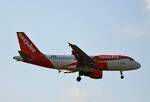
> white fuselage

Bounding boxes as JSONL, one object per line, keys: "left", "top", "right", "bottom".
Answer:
{"left": 13, "top": 54, "right": 141, "bottom": 72}
{"left": 45, "top": 55, "right": 140, "bottom": 72}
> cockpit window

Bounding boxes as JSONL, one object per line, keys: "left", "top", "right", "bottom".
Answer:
{"left": 129, "top": 58, "right": 134, "bottom": 61}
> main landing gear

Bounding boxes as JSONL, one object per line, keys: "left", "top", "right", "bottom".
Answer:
{"left": 120, "top": 71, "right": 124, "bottom": 79}
{"left": 76, "top": 71, "right": 84, "bottom": 82}
{"left": 76, "top": 76, "right": 81, "bottom": 82}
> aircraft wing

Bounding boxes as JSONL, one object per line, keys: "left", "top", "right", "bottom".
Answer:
{"left": 69, "top": 43, "right": 95, "bottom": 67}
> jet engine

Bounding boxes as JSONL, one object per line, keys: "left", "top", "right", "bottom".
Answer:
{"left": 89, "top": 71, "right": 103, "bottom": 79}
{"left": 82, "top": 71, "right": 103, "bottom": 79}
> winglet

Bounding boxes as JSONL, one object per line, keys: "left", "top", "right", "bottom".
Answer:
{"left": 68, "top": 42, "right": 72, "bottom": 46}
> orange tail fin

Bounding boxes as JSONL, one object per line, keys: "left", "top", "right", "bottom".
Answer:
{"left": 17, "top": 32, "right": 41, "bottom": 58}
{"left": 16, "top": 32, "right": 54, "bottom": 68}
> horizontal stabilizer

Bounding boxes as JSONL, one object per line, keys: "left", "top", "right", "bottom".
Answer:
{"left": 18, "top": 51, "right": 34, "bottom": 60}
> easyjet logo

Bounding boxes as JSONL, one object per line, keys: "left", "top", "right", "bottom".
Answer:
{"left": 19, "top": 33, "right": 36, "bottom": 53}
{"left": 99, "top": 56, "right": 119, "bottom": 59}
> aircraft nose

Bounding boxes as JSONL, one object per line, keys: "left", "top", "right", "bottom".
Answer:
{"left": 135, "top": 62, "right": 141, "bottom": 69}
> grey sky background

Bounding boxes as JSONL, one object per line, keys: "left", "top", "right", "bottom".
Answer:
{"left": 0, "top": 0, "right": 149, "bottom": 102}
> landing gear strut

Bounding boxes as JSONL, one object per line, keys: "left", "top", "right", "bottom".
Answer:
{"left": 120, "top": 71, "right": 124, "bottom": 79}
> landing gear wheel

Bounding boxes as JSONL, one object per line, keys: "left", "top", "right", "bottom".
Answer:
{"left": 76, "top": 76, "right": 81, "bottom": 82}
{"left": 121, "top": 75, "right": 124, "bottom": 79}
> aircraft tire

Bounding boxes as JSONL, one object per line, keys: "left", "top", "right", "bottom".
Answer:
{"left": 121, "top": 76, "right": 124, "bottom": 79}
{"left": 77, "top": 76, "right": 81, "bottom": 82}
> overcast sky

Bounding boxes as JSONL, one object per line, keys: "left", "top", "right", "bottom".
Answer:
{"left": 0, "top": 0, "right": 150, "bottom": 102}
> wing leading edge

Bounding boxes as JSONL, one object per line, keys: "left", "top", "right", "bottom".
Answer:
{"left": 68, "top": 43, "right": 95, "bottom": 68}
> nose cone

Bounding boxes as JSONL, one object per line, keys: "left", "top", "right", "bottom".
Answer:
{"left": 135, "top": 61, "right": 141, "bottom": 69}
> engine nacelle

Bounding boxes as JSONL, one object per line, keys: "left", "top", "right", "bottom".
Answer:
{"left": 94, "top": 61, "right": 107, "bottom": 70}
{"left": 83, "top": 71, "right": 103, "bottom": 79}
{"left": 89, "top": 71, "right": 103, "bottom": 79}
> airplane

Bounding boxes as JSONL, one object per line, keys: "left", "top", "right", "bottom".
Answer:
{"left": 13, "top": 32, "right": 141, "bottom": 82}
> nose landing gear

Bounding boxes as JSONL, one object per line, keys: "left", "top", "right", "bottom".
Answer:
{"left": 120, "top": 71, "right": 124, "bottom": 79}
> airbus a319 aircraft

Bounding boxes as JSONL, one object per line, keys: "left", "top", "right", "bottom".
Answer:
{"left": 13, "top": 32, "right": 141, "bottom": 82}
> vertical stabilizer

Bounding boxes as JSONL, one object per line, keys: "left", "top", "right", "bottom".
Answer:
{"left": 17, "top": 32, "right": 41, "bottom": 58}
{"left": 16, "top": 32, "right": 54, "bottom": 68}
